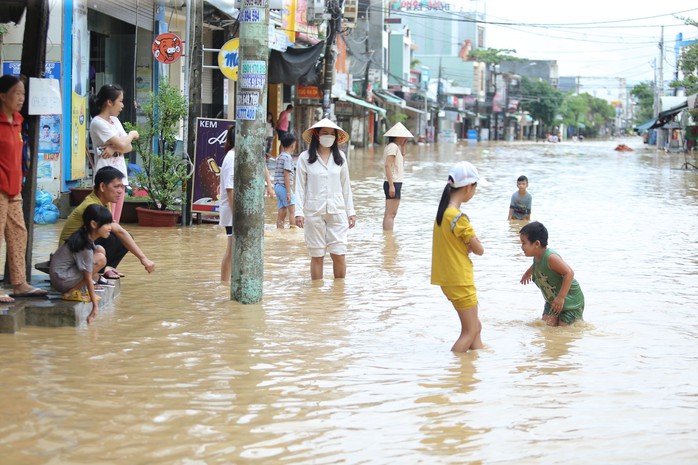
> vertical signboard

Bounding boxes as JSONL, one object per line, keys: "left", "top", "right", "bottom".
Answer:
{"left": 70, "top": 0, "right": 89, "bottom": 180}
{"left": 191, "top": 118, "right": 235, "bottom": 213}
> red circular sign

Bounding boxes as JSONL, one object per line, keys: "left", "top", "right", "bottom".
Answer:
{"left": 152, "top": 32, "right": 183, "bottom": 64}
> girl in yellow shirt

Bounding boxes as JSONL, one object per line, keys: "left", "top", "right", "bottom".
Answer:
{"left": 431, "top": 161, "right": 484, "bottom": 352}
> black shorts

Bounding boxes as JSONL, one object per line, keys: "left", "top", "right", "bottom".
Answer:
{"left": 383, "top": 181, "right": 403, "bottom": 200}
{"left": 225, "top": 226, "right": 233, "bottom": 236}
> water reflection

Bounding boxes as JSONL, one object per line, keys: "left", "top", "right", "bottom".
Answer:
{"left": 1, "top": 138, "right": 697, "bottom": 464}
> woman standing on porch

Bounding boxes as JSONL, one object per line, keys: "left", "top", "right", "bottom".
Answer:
{"left": 89, "top": 84, "right": 139, "bottom": 223}
{"left": 0, "top": 75, "right": 49, "bottom": 302}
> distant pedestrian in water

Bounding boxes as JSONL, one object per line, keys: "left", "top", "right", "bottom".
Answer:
{"left": 295, "top": 118, "right": 356, "bottom": 280}
{"left": 382, "top": 122, "right": 413, "bottom": 231}
{"left": 50, "top": 205, "right": 112, "bottom": 324}
{"left": 519, "top": 221, "right": 584, "bottom": 326}
{"left": 274, "top": 132, "right": 297, "bottom": 229}
{"left": 508, "top": 175, "right": 532, "bottom": 221}
{"left": 431, "top": 161, "right": 484, "bottom": 353}
{"left": 219, "top": 125, "right": 235, "bottom": 283}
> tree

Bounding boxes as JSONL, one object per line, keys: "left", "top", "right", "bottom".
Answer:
{"left": 630, "top": 82, "right": 655, "bottom": 123}
{"left": 125, "top": 80, "right": 191, "bottom": 211}
{"left": 559, "top": 93, "right": 616, "bottom": 137}
{"left": 520, "top": 76, "right": 564, "bottom": 135}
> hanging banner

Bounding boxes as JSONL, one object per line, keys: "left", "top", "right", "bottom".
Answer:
{"left": 152, "top": 32, "right": 183, "bottom": 64}
{"left": 218, "top": 39, "right": 240, "bottom": 80}
{"left": 191, "top": 118, "right": 235, "bottom": 213}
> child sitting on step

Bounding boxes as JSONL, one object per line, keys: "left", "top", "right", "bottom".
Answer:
{"left": 49, "top": 204, "right": 112, "bottom": 324}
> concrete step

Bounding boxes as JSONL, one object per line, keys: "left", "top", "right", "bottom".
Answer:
{"left": 0, "top": 279, "right": 121, "bottom": 333}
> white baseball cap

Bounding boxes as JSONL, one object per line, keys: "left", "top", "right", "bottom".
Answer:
{"left": 448, "top": 161, "right": 480, "bottom": 188}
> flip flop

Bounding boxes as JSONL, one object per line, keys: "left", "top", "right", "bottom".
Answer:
{"left": 95, "top": 276, "right": 115, "bottom": 287}
{"left": 62, "top": 290, "right": 101, "bottom": 302}
{"left": 102, "top": 269, "right": 121, "bottom": 280}
{"left": 0, "top": 294, "right": 15, "bottom": 304}
{"left": 10, "top": 288, "right": 49, "bottom": 298}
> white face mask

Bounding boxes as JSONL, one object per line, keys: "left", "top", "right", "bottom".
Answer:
{"left": 319, "top": 134, "right": 336, "bottom": 148}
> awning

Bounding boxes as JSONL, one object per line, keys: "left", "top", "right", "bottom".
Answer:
{"left": 373, "top": 89, "right": 406, "bottom": 107}
{"left": 634, "top": 119, "right": 656, "bottom": 132}
{"left": 402, "top": 105, "right": 426, "bottom": 115}
{"left": 339, "top": 94, "right": 387, "bottom": 117}
{"left": 650, "top": 103, "right": 686, "bottom": 129}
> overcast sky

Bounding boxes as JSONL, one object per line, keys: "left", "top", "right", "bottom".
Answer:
{"left": 468, "top": 0, "right": 698, "bottom": 87}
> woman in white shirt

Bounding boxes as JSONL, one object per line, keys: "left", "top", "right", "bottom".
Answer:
{"left": 88, "top": 84, "right": 139, "bottom": 223}
{"left": 382, "top": 122, "right": 413, "bottom": 231}
{"left": 294, "top": 118, "right": 356, "bottom": 280}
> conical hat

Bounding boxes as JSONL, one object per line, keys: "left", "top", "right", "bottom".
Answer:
{"left": 302, "top": 118, "right": 350, "bottom": 145}
{"left": 384, "top": 122, "right": 414, "bottom": 138}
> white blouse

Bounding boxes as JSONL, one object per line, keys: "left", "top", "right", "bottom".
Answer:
{"left": 294, "top": 149, "right": 355, "bottom": 218}
{"left": 90, "top": 115, "right": 129, "bottom": 186}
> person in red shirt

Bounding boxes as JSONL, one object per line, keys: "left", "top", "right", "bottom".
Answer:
{"left": 276, "top": 104, "right": 293, "bottom": 139}
{"left": 0, "top": 75, "right": 49, "bottom": 302}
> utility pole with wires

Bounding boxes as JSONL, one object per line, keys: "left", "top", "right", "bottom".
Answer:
{"left": 362, "top": 5, "right": 371, "bottom": 99}
{"left": 322, "top": 0, "right": 343, "bottom": 118}
{"left": 231, "top": 0, "right": 271, "bottom": 304}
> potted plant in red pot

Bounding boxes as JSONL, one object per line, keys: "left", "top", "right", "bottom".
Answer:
{"left": 125, "top": 80, "right": 191, "bottom": 226}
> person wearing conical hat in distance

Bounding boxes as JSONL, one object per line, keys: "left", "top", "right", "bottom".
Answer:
{"left": 382, "top": 122, "right": 414, "bottom": 231}
{"left": 294, "top": 118, "right": 356, "bottom": 280}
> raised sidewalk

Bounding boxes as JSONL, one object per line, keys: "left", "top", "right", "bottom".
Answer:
{"left": 0, "top": 276, "right": 121, "bottom": 334}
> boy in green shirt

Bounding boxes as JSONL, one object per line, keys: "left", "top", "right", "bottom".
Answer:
{"left": 519, "top": 221, "right": 584, "bottom": 326}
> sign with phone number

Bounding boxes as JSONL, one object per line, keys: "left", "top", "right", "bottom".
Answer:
{"left": 240, "top": 74, "right": 266, "bottom": 89}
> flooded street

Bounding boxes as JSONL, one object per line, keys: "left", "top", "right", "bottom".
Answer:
{"left": 1, "top": 138, "right": 697, "bottom": 464}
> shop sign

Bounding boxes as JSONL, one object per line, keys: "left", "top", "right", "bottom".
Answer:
{"left": 218, "top": 39, "right": 240, "bottom": 80}
{"left": 335, "top": 101, "right": 353, "bottom": 116}
{"left": 152, "top": 33, "right": 183, "bottom": 64}
{"left": 191, "top": 118, "right": 235, "bottom": 213}
{"left": 297, "top": 85, "right": 322, "bottom": 99}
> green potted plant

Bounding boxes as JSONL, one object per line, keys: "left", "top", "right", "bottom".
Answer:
{"left": 125, "top": 79, "right": 190, "bottom": 226}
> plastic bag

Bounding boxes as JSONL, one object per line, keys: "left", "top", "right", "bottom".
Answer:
{"left": 36, "top": 189, "right": 53, "bottom": 207}
{"left": 34, "top": 202, "right": 60, "bottom": 224}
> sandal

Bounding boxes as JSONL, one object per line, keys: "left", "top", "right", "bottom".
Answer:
{"left": 62, "top": 290, "right": 100, "bottom": 302}
{"left": 102, "top": 269, "right": 121, "bottom": 280}
{"left": 95, "top": 276, "right": 115, "bottom": 287}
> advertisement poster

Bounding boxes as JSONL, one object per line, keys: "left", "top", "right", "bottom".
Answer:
{"left": 39, "top": 115, "right": 61, "bottom": 153}
{"left": 70, "top": 0, "right": 88, "bottom": 180}
{"left": 191, "top": 118, "right": 235, "bottom": 214}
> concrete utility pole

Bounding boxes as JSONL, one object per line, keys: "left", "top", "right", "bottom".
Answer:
{"left": 231, "top": 0, "right": 270, "bottom": 304}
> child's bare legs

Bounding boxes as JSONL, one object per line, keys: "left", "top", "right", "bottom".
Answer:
{"left": 542, "top": 313, "right": 562, "bottom": 326}
{"left": 220, "top": 235, "right": 233, "bottom": 283}
{"left": 452, "top": 305, "right": 483, "bottom": 352}
{"left": 288, "top": 204, "right": 296, "bottom": 227}
{"left": 382, "top": 198, "right": 400, "bottom": 231}
{"left": 92, "top": 246, "right": 107, "bottom": 282}
{"left": 330, "top": 253, "right": 346, "bottom": 279}
{"left": 276, "top": 207, "right": 287, "bottom": 229}
{"left": 310, "top": 256, "right": 324, "bottom": 280}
